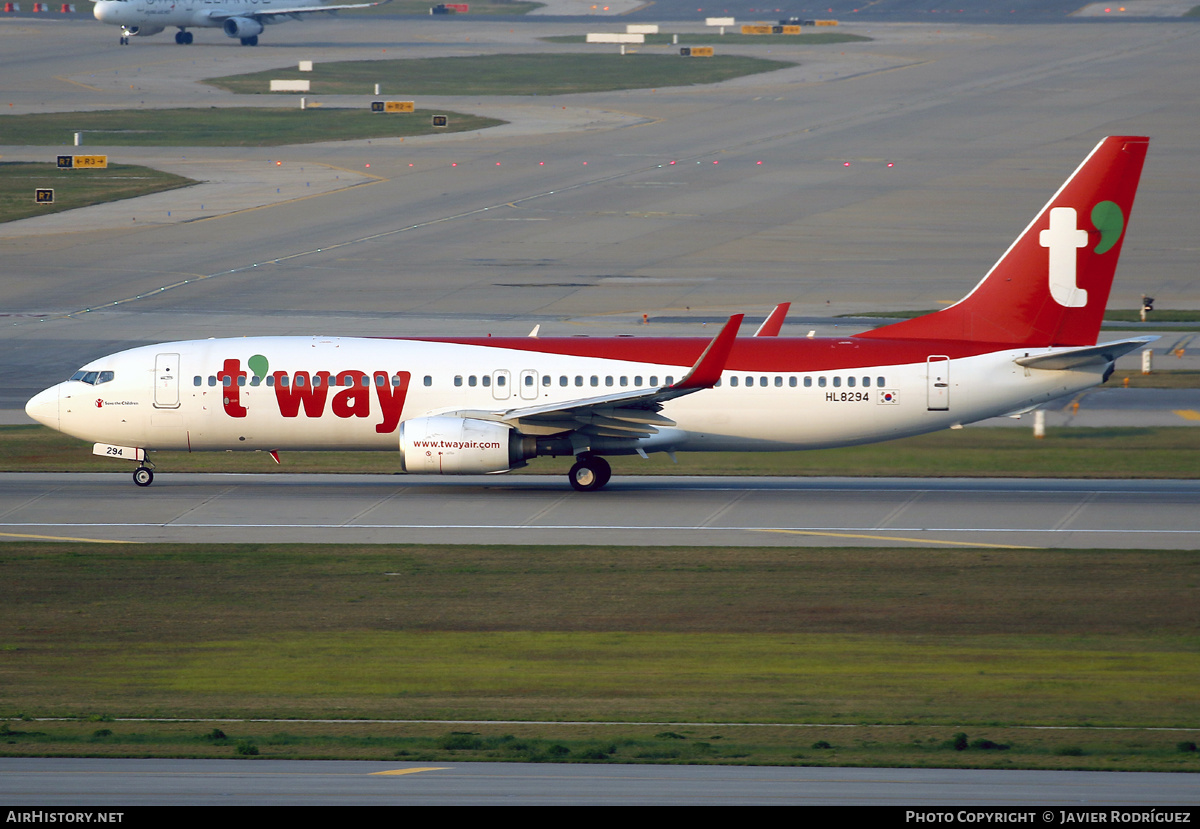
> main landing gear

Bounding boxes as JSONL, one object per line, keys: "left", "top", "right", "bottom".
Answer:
{"left": 568, "top": 454, "right": 611, "bottom": 492}
{"left": 174, "top": 30, "right": 194, "bottom": 44}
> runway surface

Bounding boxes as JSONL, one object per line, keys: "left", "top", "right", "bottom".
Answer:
{"left": 4, "top": 757, "right": 1199, "bottom": 806}
{"left": 2, "top": 473, "right": 1196, "bottom": 548}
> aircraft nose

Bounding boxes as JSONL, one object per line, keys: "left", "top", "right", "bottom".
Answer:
{"left": 25, "top": 385, "right": 60, "bottom": 432}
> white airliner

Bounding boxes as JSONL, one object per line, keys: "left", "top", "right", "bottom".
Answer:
{"left": 93, "top": 0, "right": 390, "bottom": 46}
{"left": 26, "top": 136, "right": 1153, "bottom": 491}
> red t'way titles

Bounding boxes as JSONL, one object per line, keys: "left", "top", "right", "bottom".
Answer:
{"left": 272, "top": 369, "right": 411, "bottom": 434}
{"left": 218, "top": 360, "right": 411, "bottom": 433}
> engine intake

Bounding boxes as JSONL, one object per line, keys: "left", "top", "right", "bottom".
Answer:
{"left": 223, "top": 17, "right": 264, "bottom": 39}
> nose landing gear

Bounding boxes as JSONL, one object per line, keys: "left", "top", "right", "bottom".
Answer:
{"left": 133, "top": 464, "right": 154, "bottom": 487}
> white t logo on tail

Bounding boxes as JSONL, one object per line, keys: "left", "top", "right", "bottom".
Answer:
{"left": 1039, "top": 207, "right": 1089, "bottom": 308}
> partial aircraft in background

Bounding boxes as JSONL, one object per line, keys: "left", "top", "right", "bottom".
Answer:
{"left": 26, "top": 137, "right": 1152, "bottom": 491}
{"left": 93, "top": 0, "right": 390, "bottom": 45}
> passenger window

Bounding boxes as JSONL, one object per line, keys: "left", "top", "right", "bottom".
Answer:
{"left": 862, "top": 376, "right": 871, "bottom": 387}
{"left": 775, "top": 377, "right": 783, "bottom": 387}
{"left": 759, "top": 377, "right": 767, "bottom": 388}
{"left": 605, "top": 376, "right": 613, "bottom": 387}
{"left": 542, "top": 375, "right": 551, "bottom": 387}
{"left": 524, "top": 375, "right": 533, "bottom": 387}
{"left": 818, "top": 377, "right": 826, "bottom": 388}
{"left": 730, "top": 376, "right": 739, "bottom": 387}
{"left": 833, "top": 377, "right": 842, "bottom": 388}
{"left": 575, "top": 376, "right": 583, "bottom": 387}
{"left": 789, "top": 377, "right": 797, "bottom": 388}
{"left": 877, "top": 376, "right": 886, "bottom": 387}
{"left": 468, "top": 376, "right": 477, "bottom": 387}
{"left": 560, "top": 376, "right": 568, "bottom": 387}
{"left": 424, "top": 375, "right": 433, "bottom": 387}
{"left": 454, "top": 376, "right": 463, "bottom": 387}
{"left": 194, "top": 376, "right": 202, "bottom": 387}
{"left": 650, "top": 376, "right": 658, "bottom": 386}
{"left": 634, "top": 376, "right": 643, "bottom": 386}
{"left": 590, "top": 376, "right": 598, "bottom": 387}
{"left": 482, "top": 376, "right": 491, "bottom": 387}
{"left": 847, "top": 377, "right": 855, "bottom": 388}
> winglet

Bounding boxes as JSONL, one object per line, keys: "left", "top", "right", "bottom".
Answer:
{"left": 754, "top": 303, "right": 791, "bottom": 337}
{"left": 671, "top": 314, "right": 743, "bottom": 390}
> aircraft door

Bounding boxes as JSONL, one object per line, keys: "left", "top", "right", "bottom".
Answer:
{"left": 492, "top": 369, "right": 511, "bottom": 401}
{"left": 154, "top": 352, "right": 180, "bottom": 409}
{"left": 926, "top": 355, "right": 950, "bottom": 411}
{"left": 519, "top": 370, "right": 538, "bottom": 400}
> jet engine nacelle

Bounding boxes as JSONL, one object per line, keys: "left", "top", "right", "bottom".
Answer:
{"left": 398, "top": 416, "right": 535, "bottom": 474}
{"left": 222, "top": 17, "right": 264, "bottom": 39}
{"left": 123, "top": 25, "right": 164, "bottom": 37}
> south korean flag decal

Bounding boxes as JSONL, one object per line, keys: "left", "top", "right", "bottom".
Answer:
{"left": 878, "top": 390, "right": 899, "bottom": 405}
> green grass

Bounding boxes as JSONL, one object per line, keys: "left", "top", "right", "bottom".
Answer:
{"left": 0, "top": 108, "right": 503, "bottom": 148}
{"left": 0, "top": 162, "right": 194, "bottom": 224}
{"left": 543, "top": 32, "right": 871, "bottom": 46}
{"left": 3, "top": 424, "right": 1199, "bottom": 478}
{"left": 2, "top": 542, "right": 1198, "bottom": 768}
{"left": 206, "top": 54, "right": 795, "bottom": 97}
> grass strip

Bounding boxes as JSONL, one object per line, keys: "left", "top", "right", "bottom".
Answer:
{"left": 0, "top": 162, "right": 194, "bottom": 224}
{"left": 206, "top": 54, "right": 794, "bottom": 96}
{"left": 5, "top": 719, "right": 1199, "bottom": 770}
{"left": 0, "top": 108, "right": 502, "bottom": 148}
{"left": 3, "top": 424, "right": 1198, "bottom": 477}
{"left": 2, "top": 542, "right": 1198, "bottom": 768}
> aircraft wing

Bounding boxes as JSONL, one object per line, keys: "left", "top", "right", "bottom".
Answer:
{"left": 446, "top": 314, "right": 744, "bottom": 438}
{"left": 1014, "top": 336, "right": 1156, "bottom": 371}
{"left": 205, "top": 0, "right": 389, "bottom": 20}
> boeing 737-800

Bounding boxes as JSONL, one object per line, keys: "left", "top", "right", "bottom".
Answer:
{"left": 93, "top": 0, "right": 390, "bottom": 45}
{"left": 26, "top": 136, "right": 1153, "bottom": 491}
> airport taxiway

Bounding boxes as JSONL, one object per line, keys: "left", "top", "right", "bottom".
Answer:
{"left": 2, "top": 16, "right": 1199, "bottom": 408}
{"left": 4, "top": 757, "right": 1199, "bottom": 806}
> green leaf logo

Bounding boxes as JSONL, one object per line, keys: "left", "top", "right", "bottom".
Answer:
{"left": 248, "top": 354, "right": 269, "bottom": 380}
{"left": 1091, "top": 201, "right": 1124, "bottom": 255}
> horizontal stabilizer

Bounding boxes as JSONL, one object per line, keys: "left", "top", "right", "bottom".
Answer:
{"left": 1014, "top": 336, "right": 1156, "bottom": 370}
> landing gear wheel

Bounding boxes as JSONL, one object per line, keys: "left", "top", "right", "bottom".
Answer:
{"left": 175, "top": 31, "right": 184, "bottom": 44}
{"left": 240, "top": 35, "right": 258, "bottom": 45}
{"left": 184, "top": 31, "right": 193, "bottom": 44}
{"left": 568, "top": 455, "right": 611, "bottom": 492}
{"left": 133, "top": 466, "right": 154, "bottom": 487}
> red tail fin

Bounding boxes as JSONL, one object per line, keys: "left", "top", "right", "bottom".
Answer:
{"left": 859, "top": 136, "right": 1149, "bottom": 347}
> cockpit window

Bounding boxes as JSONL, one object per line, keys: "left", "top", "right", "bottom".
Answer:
{"left": 69, "top": 370, "right": 114, "bottom": 385}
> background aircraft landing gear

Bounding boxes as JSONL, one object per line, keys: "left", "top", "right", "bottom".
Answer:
{"left": 133, "top": 466, "right": 154, "bottom": 487}
{"left": 174, "top": 30, "right": 193, "bottom": 44}
{"left": 240, "top": 35, "right": 258, "bottom": 45}
{"left": 568, "top": 454, "right": 611, "bottom": 492}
